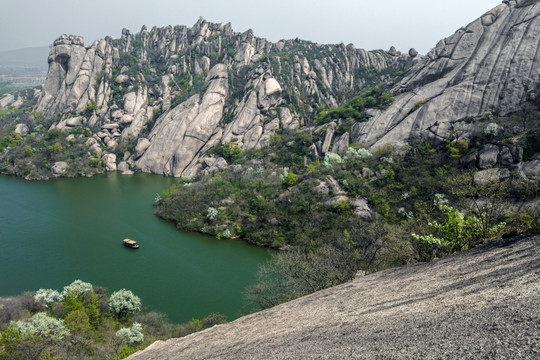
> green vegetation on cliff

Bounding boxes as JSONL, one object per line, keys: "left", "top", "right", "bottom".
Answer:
{"left": 157, "top": 105, "right": 540, "bottom": 309}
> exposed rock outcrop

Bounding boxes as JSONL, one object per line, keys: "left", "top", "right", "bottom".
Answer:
{"left": 51, "top": 161, "right": 68, "bottom": 176}
{"left": 128, "top": 235, "right": 540, "bottom": 360}
{"left": 136, "top": 64, "right": 228, "bottom": 177}
{"left": 352, "top": 0, "right": 540, "bottom": 149}
{"left": 33, "top": 17, "right": 414, "bottom": 177}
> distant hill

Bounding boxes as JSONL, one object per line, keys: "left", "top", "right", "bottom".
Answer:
{"left": 0, "top": 46, "right": 50, "bottom": 70}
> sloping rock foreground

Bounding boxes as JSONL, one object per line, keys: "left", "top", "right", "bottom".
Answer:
{"left": 129, "top": 235, "right": 540, "bottom": 359}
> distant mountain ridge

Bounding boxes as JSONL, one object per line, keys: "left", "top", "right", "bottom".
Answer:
{"left": 0, "top": 46, "right": 49, "bottom": 70}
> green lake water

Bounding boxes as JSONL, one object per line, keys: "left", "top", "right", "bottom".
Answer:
{"left": 0, "top": 173, "right": 270, "bottom": 323}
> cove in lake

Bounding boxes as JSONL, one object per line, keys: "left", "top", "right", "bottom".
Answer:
{"left": 0, "top": 173, "right": 270, "bottom": 323}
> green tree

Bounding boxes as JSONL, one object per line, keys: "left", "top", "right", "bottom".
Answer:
{"left": 64, "top": 309, "right": 92, "bottom": 338}
{"left": 412, "top": 194, "right": 488, "bottom": 253}
{"left": 62, "top": 291, "right": 84, "bottom": 316}
{"left": 219, "top": 142, "right": 242, "bottom": 162}
{"left": 85, "top": 292, "right": 101, "bottom": 329}
{"left": 284, "top": 170, "right": 297, "bottom": 187}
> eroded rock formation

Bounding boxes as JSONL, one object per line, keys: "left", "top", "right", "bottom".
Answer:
{"left": 352, "top": 0, "right": 540, "bottom": 149}
{"left": 24, "top": 17, "right": 415, "bottom": 177}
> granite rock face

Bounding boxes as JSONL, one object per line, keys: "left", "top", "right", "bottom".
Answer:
{"left": 352, "top": 0, "right": 540, "bottom": 149}
{"left": 33, "top": 17, "right": 414, "bottom": 177}
{"left": 128, "top": 235, "right": 540, "bottom": 360}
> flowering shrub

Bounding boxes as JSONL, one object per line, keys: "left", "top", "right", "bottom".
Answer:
{"left": 108, "top": 289, "right": 141, "bottom": 318}
{"left": 116, "top": 322, "right": 144, "bottom": 344}
{"left": 11, "top": 312, "right": 70, "bottom": 340}
{"left": 34, "top": 289, "right": 64, "bottom": 304}
{"left": 62, "top": 280, "right": 93, "bottom": 297}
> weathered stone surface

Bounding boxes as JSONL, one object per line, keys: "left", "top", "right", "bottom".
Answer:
{"left": 324, "top": 195, "right": 348, "bottom": 207}
{"left": 520, "top": 160, "right": 540, "bottom": 180}
{"left": 313, "top": 181, "right": 329, "bottom": 195}
{"left": 351, "top": 197, "right": 372, "bottom": 219}
{"left": 51, "top": 161, "right": 68, "bottom": 176}
{"left": 474, "top": 168, "right": 510, "bottom": 186}
{"left": 128, "top": 236, "right": 540, "bottom": 360}
{"left": 117, "top": 161, "right": 134, "bottom": 175}
{"left": 361, "top": 167, "right": 375, "bottom": 178}
{"left": 102, "top": 153, "right": 117, "bottom": 171}
{"left": 66, "top": 116, "right": 84, "bottom": 127}
{"left": 136, "top": 64, "right": 228, "bottom": 177}
{"left": 478, "top": 144, "right": 499, "bottom": 169}
{"left": 14, "top": 124, "right": 29, "bottom": 136}
{"left": 321, "top": 125, "right": 335, "bottom": 155}
{"left": 331, "top": 132, "right": 349, "bottom": 154}
{"left": 36, "top": 35, "right": 114, "bottom": 119}
{"left": 133, "top": 138, "right": 151, "bottom": 160}
{"left": 352, "top": 1, "right": 540, "bottom": 149}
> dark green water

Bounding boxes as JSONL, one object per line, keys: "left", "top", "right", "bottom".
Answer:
{"left": 0, "top": 173, "right": 269, "bottom": 323}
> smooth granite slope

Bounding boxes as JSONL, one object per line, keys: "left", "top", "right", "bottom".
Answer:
{"left": 128, "top": 235, "right": 540, "bottom": 360}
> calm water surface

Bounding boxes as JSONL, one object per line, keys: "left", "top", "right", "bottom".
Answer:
{"left": 0, "top": 173, "right": 269, "bottom": 323}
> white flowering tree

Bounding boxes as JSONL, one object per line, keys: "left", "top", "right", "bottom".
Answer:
{"left": 323, "top": 152, "right": 344, "bottom": 168}
{"left": 108, "top": 289, "right": 141, "bottom": 318}
{"left": 34, "top": 289, "right": 64, "bottom": 305}
{"left": 62, "top": 280, "right": 93, "bottom": 297}
{"left": 11, "top": 312, "right": 70, "bottom": 340}
{"left": 113, "top": 323, "right": 144, "bottom": 359}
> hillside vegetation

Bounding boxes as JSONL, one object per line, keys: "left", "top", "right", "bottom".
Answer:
{"left": 0, "top": 280, "right": 226, "bottom": 360}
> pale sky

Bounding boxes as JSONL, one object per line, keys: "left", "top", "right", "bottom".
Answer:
{"left": 1, "top": 0, "right": 502, "bottom": 54}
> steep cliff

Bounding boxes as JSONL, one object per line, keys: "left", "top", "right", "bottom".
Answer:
{"left": 352, "top": 0, "right": 540, "bottom": 149}
{"left": 2, "top": 18, "right": 414, "bottom": 178}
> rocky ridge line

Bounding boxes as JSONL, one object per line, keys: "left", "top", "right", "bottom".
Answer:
{"left": 1, "top": 17, "right": 416, "bottom": 178}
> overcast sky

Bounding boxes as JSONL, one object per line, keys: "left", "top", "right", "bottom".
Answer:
{"left": 1, "top": 0, "right": 502, "bottom": 54}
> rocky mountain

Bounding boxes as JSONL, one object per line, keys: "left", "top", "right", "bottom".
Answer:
{"left": 352, "top": 0, "right": 540, "bottom": 149}
{"left": 127, "top": 235, "right": 540, "bottom": 359}
{"left": 0, "top": 17, "right": 416, "bottom": 177}
{"left": 1, "top": 1, "right": 540, "bottom": 180}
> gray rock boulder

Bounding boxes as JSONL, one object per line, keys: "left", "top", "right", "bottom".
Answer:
{"left": 14, "top": 124, "right": 29, "bottom": 136}
{"left": 331, "top": 132, "right": 349, "bottom": 154}
{"left": 51, "top": 161, "right": 68, "bottom": 176}
{"left": 133, "top": 138, "right": 151, "bottom": 160}
{"left": 520, "top": 160, "right": 540, "bottom": 180}
{"left": 102, "top": 153, "right": 117, "bottom": 171}
{"left": 408, "top": 48, "right": 418, "bottom": 58}
{"left": 478, "top": 144, "right": 499, "bottom": 169}
{"left": 351, "top": 197, "right": 373, "bottom": 219}
{"left": 474, "top": 168, "right": 510, "bottom": 186}
{"left": 117, "top": 161, "right": 134, "bottom": 175}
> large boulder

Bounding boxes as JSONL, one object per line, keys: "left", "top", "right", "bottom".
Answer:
{"left": 102, "top": 153, "right": 117, "bottom": 171}
{"left": 14, "top": 124, "right": 29, "bottom": 136}
{"left": 51, "top": 161, "right": 68, "bottom": 176}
